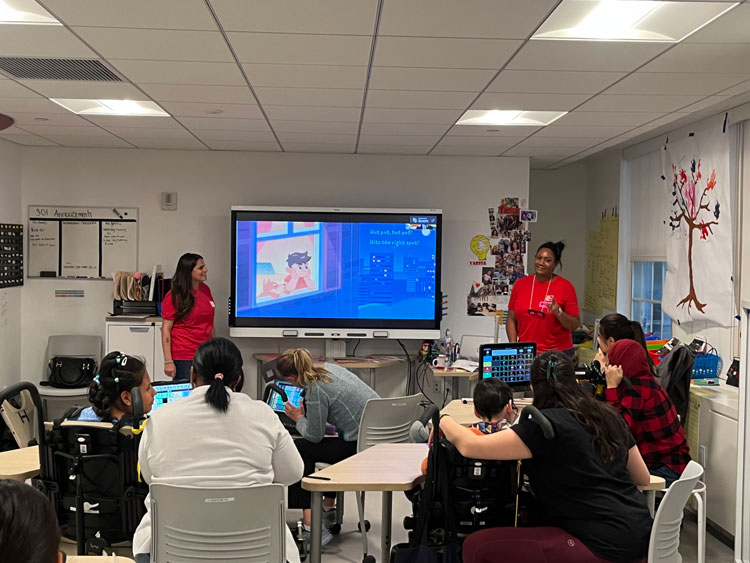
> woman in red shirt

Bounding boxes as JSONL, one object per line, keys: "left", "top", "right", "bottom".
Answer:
{"left": 507, "top": 241, "right": 580, "bottom": 354}
{"left": 161, "top": 253, "right": 216, "bottom": 381}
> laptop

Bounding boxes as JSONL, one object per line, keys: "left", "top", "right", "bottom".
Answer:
{"left": 151, "top": 381, "right": 193, "bottom": 411}
{"left": 264, "top": 381, "right": 303, "bottom": 435}
{"left": 479, "top": 342, "right": 536, "bottom": 387}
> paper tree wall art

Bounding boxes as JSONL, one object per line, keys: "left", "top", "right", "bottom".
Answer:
{"left": 668, "top": 159, "right": 720, "bottom": 313}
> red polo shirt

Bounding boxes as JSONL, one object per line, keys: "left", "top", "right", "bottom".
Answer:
{"left": 508, "top": 274, "right": 579, "bottom": 352}
{"left": 161, "top": 283, "right": 215, "bottom": 360}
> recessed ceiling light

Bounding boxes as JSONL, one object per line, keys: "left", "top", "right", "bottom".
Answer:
{"left": 457, "top": 110, "right": 567, "bottom": 127}
{"left": 532, "top": 0, "right": 738, "bottom": 42}
{"left": 50, "top": 98, "right": 169, "bottom": 117}
{"left": 0, "top": 0, "right": 60, "bottom": 25}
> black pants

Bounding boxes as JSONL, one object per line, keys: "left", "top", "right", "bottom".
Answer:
{"left": 288, "top": 437, "right": 357, "bottom": 509}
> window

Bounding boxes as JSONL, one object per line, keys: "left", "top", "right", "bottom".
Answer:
{"left": 632, "top": 261, "right": 672, "bottom": 339}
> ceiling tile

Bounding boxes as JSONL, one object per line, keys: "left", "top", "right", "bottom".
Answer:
{"left": 264, "top": 105, "right": 361, "bottom": 122}
{"left": 431, "top": 145, "right": 503, "bottom": 156}
{"left": 0, "top": 81, "right": 38, "bottom": 98}
{"left": 270, "top": 120, "right": 358, "bottom": 134}
{"left": 0, "top": 127, "right": 59, "bottom": 146}
{"left": 677, "top": 95, "right": 733, "bottom": 114}
{"left": 141, "top": 84, "right": 256, "bottom": 104}
{"left": 534, "top": 124, "right": 633, "bottom": 138}
{"left": 211, "top": 0, "right": 378, "bottom": 34}
{"left": 159, "top": 101, "right": 263, "bottom": 119}
{"left": 363, "top": 108, "right": 462, "bottom": 124}
{"left": 360, "top": 122, "right": 449, "bottom": 135}
{"left": 201, "top": 139, "right": 280, "bottom": 151}
{"left": 110, "top": 60, "right": 246, "bottom": 86}
{"left": 369, "top": 67, "right": 496, "bottom": 91}
{"left": 605, "top": 72, "right": 750, "bottom": 96}
{"left": 243, "top": 64, "right": 367, "bottom": 89}
{"left": 284, "top": 142, "right": 356, "bottom": 153}
{"left": 358, "top": 144, "right": 431, "bottom": 155}
{"left": 18, "top": 80, "right": 144, "bottom": 100}
{"left": 0, "top": 25, "right": 96, "bottom": 58}
{"left": 512, "top": 136, "right": 607, "bottom": 149}
{"left": 228, "top": 33, "right": 371, "bottom": 66}
{"left": 84, "top": 116, "right": 183, "bottom": 129}
{"left": 374, "top": 37, "right": 521, "bottom": 69}
{"left": 276, "top": 132, "right": 358, "bottom": 144}
{"left": 471, "top": 92, "right": 589, "bottom": 111}
{"left": 503, "top": 146, "right": 579, "bottom": 158}
{"left": 508, "top": 41, "right": 669, "bottom": 72}
{"left": 552, "top": 111, "right": 665, "bottom": 127}
{"left": 104, "top": 128, "right": 207, "bottom": 150}
{"left": 530, "top": 157, "right": 560, "bottom": 168}
{"left": 379, "top": 0, "right": 559, "bottom": 39}
{"left": 255, "top": 87, "right": 363, "bottom": 107}
{"left": 359, "top": 134, "right": 441, "bottom": 146}
{"left": 487, "top": 70, "right": 625, "bottom": 94}
{"left": 192, "top": 129, "right": 277, "bottom": 142}
{"left": 18, "top": 127, "right": 134, "bottom": 147}
{"left": 10, "top": 112, "right": 92, "bottom": 126}
{"left": 683, "top": 3, "right": 750, "bottom": 43}
{"left": 640, "top": 44, "right": 750, "bottom": 74}
{"left": 74, "top": 28, "right": 233, "bottom": 62}
{"left": 0, "top": 97, "right": 67, "bottom": 113}
{"left": 366, "top": 90, "right": 476, "bottom": 110}
{"left": 449, "top": 125, "right": 541, "bottom": 137}
{"left": 179, "top": 117, "right": 271, "bottom": 131}
{"left": 575, "top": 94, "right": 703, "bottom": 113}
{"left": 40, "top": 0, "right": 217, "bottom": 30}
{"left": 437, "top": 135, "right": 523, "bottom": 150}
{"left": 717, "top": 78, "right": 750, "bottom": 96}
{"left": 130, "top": 138, "right": 207, "bottom": 150}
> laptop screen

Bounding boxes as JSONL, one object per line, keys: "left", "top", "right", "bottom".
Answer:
{"left": 152, "top": 382, "right": 193, "bottom": 411}
{"left": 480, "top": 342, "right": 536, "bottom": 386}
{"left": 266, "top": 382, "right": 303, "bottom": 413}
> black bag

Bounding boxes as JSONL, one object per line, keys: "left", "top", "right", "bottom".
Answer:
{"left": 42, "top": 357, "right": 97, "bottom": 389}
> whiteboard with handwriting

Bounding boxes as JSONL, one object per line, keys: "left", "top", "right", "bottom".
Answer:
{"left": 28, "top": 206, "right": 138, "bottom": 278}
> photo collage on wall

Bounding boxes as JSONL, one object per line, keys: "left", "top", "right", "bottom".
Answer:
{"left": 467, "top": 198, "right": 536, "bottom": 317}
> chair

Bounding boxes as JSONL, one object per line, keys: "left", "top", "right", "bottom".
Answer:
{"left": 648, "top": 460, "right": 704, "bottom": 563}
{"left": 149, "top": 483, "right": 286, "bottom": 563}
{"left": 0, "top": 382, "right": 44, "bottom": 449}
{"left": 39, "top": 335, "right": 103, "bottom": 419}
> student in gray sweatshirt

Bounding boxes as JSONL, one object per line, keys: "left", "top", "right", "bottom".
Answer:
{"left": 278, "top": 348, "right": 379, "bottom": 540}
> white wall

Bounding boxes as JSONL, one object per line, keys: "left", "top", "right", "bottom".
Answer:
{"left": 528, "top": 163, "right": 587, "bottom": 297}
{"left": 19, "top": 148, "right": 528, "bottom": 399}
{"left": 0, "top": 138, "right": 22, "bottom": 389}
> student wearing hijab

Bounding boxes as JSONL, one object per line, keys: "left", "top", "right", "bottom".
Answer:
{"left": 604, "top": 339, "right": 691, "bottom": 486}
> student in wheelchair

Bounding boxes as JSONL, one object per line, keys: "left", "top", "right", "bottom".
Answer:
{"left": 34, "top": 352, "right": 156, "bottom": 555}
{"left": 439, "top": 351, "right": 653, "bottom": 563}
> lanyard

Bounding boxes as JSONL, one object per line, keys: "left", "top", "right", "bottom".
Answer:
{"left": 528, "top": 275, "right": 553, "bottom": 312}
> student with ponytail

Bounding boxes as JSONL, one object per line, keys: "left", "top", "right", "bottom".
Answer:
{"left": 596, "top": 313, "right": 655, "bottom": 373}
{"left": 133, "top": 338, "right": 304, "bottom": 563}
{"left": 441, "top": 351, "right": 652, "bottom": 563}
{"left": 77, "top": 351, "right": 156, "bottom": 423}
{"left": 276, "top": 348, "right": 379, "bottom": 544}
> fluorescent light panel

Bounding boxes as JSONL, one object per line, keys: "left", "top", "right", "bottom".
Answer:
{"left": 0, "top": 0, "right": 60, "bottom": 24}
{"left": 50, "top": 99, "right": 169, "bottom": 117}
{"left": 457, "top": 110, "right": 567, "bottom": 127}
{"left": 532, "top": 0, "right": 738, "bottom": 42}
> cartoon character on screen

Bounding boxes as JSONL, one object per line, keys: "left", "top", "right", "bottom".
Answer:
{"left": 284, "top": 251, "right": 315, "bottom": 293}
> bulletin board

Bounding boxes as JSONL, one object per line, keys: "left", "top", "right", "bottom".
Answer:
{"left": 0, "top": 223, "right": 23, "bottom": 287}
{"left": 28, "top": 206, "right": 138, "bottom": 279}
{"left": 583, "top": 214, "right": 618, "bottom": 314}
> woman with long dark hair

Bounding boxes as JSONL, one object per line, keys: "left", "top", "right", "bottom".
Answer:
{"left": 596, "top": 313, "right": 655, "bottom": 373}
{"left": 133, "top": 337, "right": 304, "bottom": 563}
{"left": 506, "top": 241, "right": 580, "bottom": 354}
{"left": 161, "top": 253, "right": 215, "bottom": 380}
{"left": 441, "top": 351, "right": 652, "bottom": 563}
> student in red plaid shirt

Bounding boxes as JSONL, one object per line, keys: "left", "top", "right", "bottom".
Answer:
{"left": 603, "top": 339, "right": 691, "bottom": 486}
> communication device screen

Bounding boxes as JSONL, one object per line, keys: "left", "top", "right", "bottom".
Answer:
{"left": 152, "top": 382, "right": 192, "bottom": 411}
{"left": 267, "top": 383, "right": 303, "bottom": 413}
{"left": 481, "top": 343, "right": 536, "bottom": 386}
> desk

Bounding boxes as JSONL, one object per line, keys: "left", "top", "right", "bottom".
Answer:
{"left": 431, "top": 367, "right": 478, "bottom": 400}
{"left": 68, "top": 557, "right": 135, "bottom": 563}
{"left": 302, "top": 443, "right": 426, "bottom": 563}
{"left": 439, "top": 399, "right": 532, "bottom": 427}
{"left": 0, "top": 445, "right": 40, "bottom": 481}
{"left": 253, "top": 354, "right": 405, "bottom": 398}
{"left": 640, "top": 475, "right": 666, "bottom": 517}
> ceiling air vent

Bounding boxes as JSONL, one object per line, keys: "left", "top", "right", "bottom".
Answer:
{"left": 0, "top": 58, "right": 121, "bottom": 81}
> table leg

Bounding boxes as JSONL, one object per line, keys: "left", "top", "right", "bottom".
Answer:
{"left": 451, "top": 376, "right": 459, "bottom": 401}
{"left": 645, "top": 490, "right": 655, "bottom": 517}
{"left": 310, "top": 491, "right": 323, "bottom": 563}
{"left": 256, "top": 358, "right": 264, "bottom": 400}
{"left": 382, "top": 491, "right": 392, "bottom": 563}
{"left": 369, "top": 368, "right": 375, "bottom": 390}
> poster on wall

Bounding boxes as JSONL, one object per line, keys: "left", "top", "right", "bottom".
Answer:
{"left": 467, "top": 198, "right": 532, "bottom": 317}
{"left": 661, "top": 118, "right": 734, "bottom": 326}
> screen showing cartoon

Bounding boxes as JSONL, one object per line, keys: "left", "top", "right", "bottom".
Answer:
{"left": 233, "top": 211, "right": 440, "bottom": 324}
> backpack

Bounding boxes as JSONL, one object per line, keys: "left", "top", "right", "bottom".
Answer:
{"left": 42, "top": 357, "right": 97, "bottom": 389}
{"left": 655, "top": 344, "right": 694, "bottom": 424}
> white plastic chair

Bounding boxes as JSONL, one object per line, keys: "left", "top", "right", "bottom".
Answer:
{"left": 648, "top": 460, "right": 704, "bottom": 563}
{"left": 150, "top": 483, "right": 286, "bottom": 563}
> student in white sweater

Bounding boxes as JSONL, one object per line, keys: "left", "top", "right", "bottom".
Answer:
{"left": 133, "top": 337, "right": 304, "bottom": 563}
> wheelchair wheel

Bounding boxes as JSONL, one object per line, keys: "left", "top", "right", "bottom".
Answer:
{"left": 329, "top": 522, "right": 341, "bottom": 535}
{"left": 363, "top": 555, "right": 376, "bottom": 563}
{"left": 358, "top": 519, "right": 371, "bottom": 532}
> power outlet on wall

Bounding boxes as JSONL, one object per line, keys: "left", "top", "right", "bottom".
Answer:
{"left": 434, "top": 380, "right": 441, "bottom": 393}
